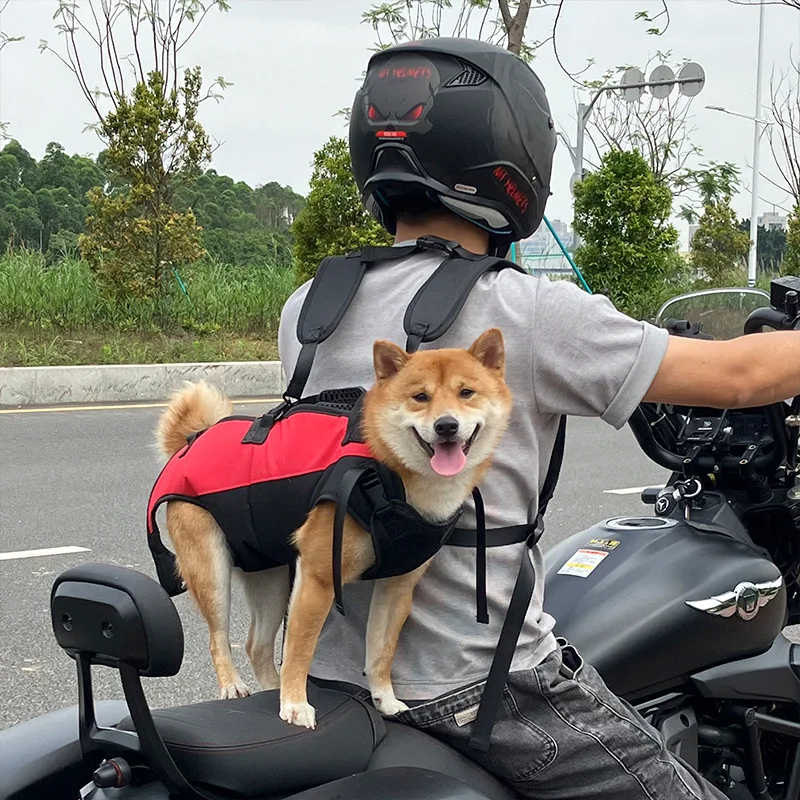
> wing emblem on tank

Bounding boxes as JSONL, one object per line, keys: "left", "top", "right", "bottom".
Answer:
{"left": 685, "top": 578, "right": 783, "bottom": 621}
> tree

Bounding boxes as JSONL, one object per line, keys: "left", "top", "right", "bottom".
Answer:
{"left": 727, "top": 0, "right": 800, "bottom": 9}
{"left": 738, "top": 218, "right": 787, "bottom": 273}
{"left": 292, "top": 137, "right": 391, "bottom": 284}
{"left": 572, "top": 149, "right": 679, "bottom": 318}
{"left": 174, "top": 170, "right": 306, "bottom": 269}
{"left": 40, "top": 0, "right": 229, "bottom": 298}
{"left": 764, "top": 56, "right": 800, "bottom": 275}
{"left": 581, "top": 54, "right": 701, "bottom": 194}
{"left": 0, "top": 0, "right": 25, "bottom": 140}
{"left": 680, "top": 162, "right": 751, "bottom": 285}
{"left": 362, "top": 1, "right": 546, "bottom": 61}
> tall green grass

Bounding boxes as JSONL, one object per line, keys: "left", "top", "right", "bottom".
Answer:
{"left": 0, "top": 251, "right": 296, "bottom": 334}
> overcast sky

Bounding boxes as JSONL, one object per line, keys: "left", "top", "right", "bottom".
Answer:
{"left": 1, "top": 0, "right": 798, "bottom": 244}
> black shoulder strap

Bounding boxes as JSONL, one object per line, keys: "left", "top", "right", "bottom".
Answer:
{"left": 536, "top": 415, "right": 566, "bottom": 525}
{"left": 403, "top": 254, "right": 525, "bottom": 353}
{"left": 287, "top": 253, "right": 366, "bottom": 400}
{"left": 287, "top": 236, "right": 525, "bottom": 398}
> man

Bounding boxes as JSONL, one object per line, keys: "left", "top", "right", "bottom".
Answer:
{"left": 279, "top": 37, "right": 794, "bottom": 799}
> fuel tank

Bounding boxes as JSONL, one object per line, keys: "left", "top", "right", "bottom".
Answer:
{"left": 543, "top": 515, "right": 786, "bottom": 701}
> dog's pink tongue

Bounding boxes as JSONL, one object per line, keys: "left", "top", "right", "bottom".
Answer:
{"left": 431, "top": 442, "right": 467, "bottom": 476}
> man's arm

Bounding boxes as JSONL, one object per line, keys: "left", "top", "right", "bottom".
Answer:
{"left": 644, "top": 332, "right": 800, "bottom": 409}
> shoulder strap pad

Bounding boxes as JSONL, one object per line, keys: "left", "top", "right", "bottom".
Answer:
{"left": 295, "top": 253, "right": 366, "bottom": 346}
{"left": 403, "top": 255, "right": 525, "bottom": 352}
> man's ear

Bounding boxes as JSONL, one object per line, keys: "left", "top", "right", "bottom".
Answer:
{"left": 468, "top": 328, "right": 505, "bottom": 376}
{"left": 373, "top": 340, "right": 409, "bottom": 380}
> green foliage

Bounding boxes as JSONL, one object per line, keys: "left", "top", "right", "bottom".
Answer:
{"left": 572, "top": 149, "right": 680, "bottom": 319}
{"left": 785, "top": 208, "right": 800, "bottom": 276}
{"left": 79, "top": 69, "right": 212, "bottom": 299}
{"left": 679, "top": 163, "right": 750, "bottom": 285}
{"left": 174, "top": 171, "right": 305, "bottom": 269}
{"left": 292, "top": 136, "right": 391, "bottom": 284}
{"left": 0, "top": 140, "right": 102, "bottom": 252}
{"left": 0, "top": 139, "right": 304, "bottom": 277}
{"left": 0, "top": 250, "right": 294, "bottom": 334}
{"left": 737, "top": 218, "right": 787, "bottom": 274}
{"left": 362, "top": 1, "right": 539, "bottom": 61}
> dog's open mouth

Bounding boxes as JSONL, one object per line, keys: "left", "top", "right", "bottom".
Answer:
{"left": 412, "top": 425, "right": 481, "bottom": 477}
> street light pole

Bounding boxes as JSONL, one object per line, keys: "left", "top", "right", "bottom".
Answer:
{"left": 747, "top": 1, "right": 766, "bottom": 287}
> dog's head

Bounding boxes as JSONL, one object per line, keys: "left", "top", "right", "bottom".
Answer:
{"left": 362, "top": 329, "right": 513, "bottom": 481}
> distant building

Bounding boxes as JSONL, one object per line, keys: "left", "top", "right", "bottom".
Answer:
{"left": 758, "top": 211, "right": 788, "bottom": 231}
{"left": 688, "top": 224, "right": 700, "bottom": 245}
{"left": 518, "top": 218, "right": 576, "bottom": 275}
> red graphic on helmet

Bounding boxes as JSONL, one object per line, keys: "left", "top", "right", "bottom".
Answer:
{"left": 361, "top": 57, "right": 441, "bottom": 135}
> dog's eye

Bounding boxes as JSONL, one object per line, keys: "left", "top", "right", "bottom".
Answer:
{"left": 412, "top": 392, "right": 430, "bottom": 403}
{"left": 459, "top": 388, "right": 475, "bottom": 399}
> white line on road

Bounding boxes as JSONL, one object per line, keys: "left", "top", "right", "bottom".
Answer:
{"left": 0, "top": 545, "right": 91, "bottom": 561}
{"left": 603, "top": 486, "right": 652, "bottom": 495}
{"left": 0, "top": 398, "right": 281, "bottom": 415}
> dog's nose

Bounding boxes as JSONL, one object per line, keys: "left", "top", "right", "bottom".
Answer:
{"left": 434, "top": 416, "right": 459, "bottom": 438}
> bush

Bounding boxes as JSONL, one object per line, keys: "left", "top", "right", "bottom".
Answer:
{"left": 573, "top": 150, "right": 680, "bottom": 320}
{"left": 292, "top": 136, "right": 391, "bottom": 285}
{"left": 0, "top": 250, "right": 295, "bottom": 334}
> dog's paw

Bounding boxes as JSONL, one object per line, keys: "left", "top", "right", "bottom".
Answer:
{"left": 220, "top": 681, "right": 250, "bottom": 700}
{"left": 280, "top": 701, "right": 317, "bottom": 729}
{"left": 373, "top": 695, "right": 409, "bottom": 716}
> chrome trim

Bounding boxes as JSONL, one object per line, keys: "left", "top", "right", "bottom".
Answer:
{"left": 685, "top": 577, "right": 783, "bottom": 621}
{"left": 655, "top": 287, "right": 770, "bottom": 324}
{"left": 604, "top": 517, "right": 679, "bottom": 531}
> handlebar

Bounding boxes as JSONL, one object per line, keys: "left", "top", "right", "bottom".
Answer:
{"left": 630, "top": 295, "right": 799, "bottom": 480}
{"left": 743, "top": 306, "right": 788, "bottom": 335}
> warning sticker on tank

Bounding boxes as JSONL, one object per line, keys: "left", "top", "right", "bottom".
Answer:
{"left": 557, "top": 548, "right": 609, "bottom": 578}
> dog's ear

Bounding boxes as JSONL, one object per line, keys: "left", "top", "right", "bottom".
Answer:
{"left": 469, "top": 329, "right": 505, "bottom": 376}
{"left": 373, "top": 340, "right": 409, "bottom": 380}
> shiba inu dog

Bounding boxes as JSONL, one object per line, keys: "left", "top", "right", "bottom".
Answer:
{"left": 152, "top": 328, "right": 512, "bottom": 729}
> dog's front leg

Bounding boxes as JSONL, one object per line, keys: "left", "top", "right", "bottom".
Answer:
{"left": 279, "top": 557, "right": 334, "bottom": 729}
{"left": 365, "top": 561, "right": 432, "bottom": 716}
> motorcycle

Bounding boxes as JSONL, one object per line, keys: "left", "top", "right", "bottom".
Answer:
{"left": 545, "top": 278, "right": 800, "bottom": 800}
{"left": 2, "top": 278, "right": 800, "bottom": 800}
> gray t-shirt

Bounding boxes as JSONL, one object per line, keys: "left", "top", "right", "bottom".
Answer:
{"left": 278, "top": 247, "right": 669, "bottom": 701}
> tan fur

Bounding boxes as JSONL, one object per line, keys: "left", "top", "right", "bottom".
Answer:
{"left": 154, "top": 329, "right": 513, "bottom": 728}
{"left": 155, "top": 381, "right": 233, "bottom": 459}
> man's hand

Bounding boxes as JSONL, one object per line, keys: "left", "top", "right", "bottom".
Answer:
{"left": 644, "top": 331, "right": 800, "bottom": 409}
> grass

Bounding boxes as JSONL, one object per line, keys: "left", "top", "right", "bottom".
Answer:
{"left": 0, "top": 252, "right": 293, "bottom": 366}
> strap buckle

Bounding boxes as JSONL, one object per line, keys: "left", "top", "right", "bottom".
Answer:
{"left": 416, "top": 235, "right": 461, "bottom": 256}
{"left": 241, "top": 398, "right": 295, "bottom": 445}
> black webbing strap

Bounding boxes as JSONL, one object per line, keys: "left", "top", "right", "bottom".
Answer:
{"left": 467, "top": 418, "right": 568, "bottom": 751}
{"left": 332, "top": 467, "right": 368, "bottom": 615}
{"left": 469, "top": 541, "right": 536, "bottom": 752}
{"left": 403, "top": 254, "right": 525, "bottom": 353}
{"left": 289, "top": 238, "right": 443, "bottom": 398}
{"left": 539, "top": 416, "right": 567, "bottom": 518}
{"left": 472, "top": 488, "right": 489, "bottom": 625}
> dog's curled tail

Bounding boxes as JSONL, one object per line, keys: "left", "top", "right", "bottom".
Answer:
{"left": 155, "top": 380, "right": 234, "bottom": 460}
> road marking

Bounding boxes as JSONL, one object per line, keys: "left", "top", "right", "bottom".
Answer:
{"left": 0, "top": 398, "right": 281, "bottom": 415}
{"left": 0, "top": 545, "right": 91, "bottom": 561}
{"left": 604, "top": 486, "right": 651, "bottom": 495}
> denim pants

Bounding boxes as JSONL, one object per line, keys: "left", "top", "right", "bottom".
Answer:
{"left": 316, "top": 639, "right": 730, "bottom": 799}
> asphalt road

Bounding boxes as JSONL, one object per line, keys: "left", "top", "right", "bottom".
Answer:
{"left": 0, "top": 400, "right": 723, "bottom": 729}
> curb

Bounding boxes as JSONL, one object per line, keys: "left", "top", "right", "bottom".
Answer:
{"left": 0, "top": 361, "right": 287, "bottom": 407}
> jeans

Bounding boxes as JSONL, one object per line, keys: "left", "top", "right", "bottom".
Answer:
{"left": 315, "top": 639, "right": 730, "bottom": 799}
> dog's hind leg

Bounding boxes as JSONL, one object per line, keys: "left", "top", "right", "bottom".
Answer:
{"left": 240, "top": 566, "right": 290, "bottom": 691}
{"left": 167, "top": 502, "right": 249, "bottom": 700}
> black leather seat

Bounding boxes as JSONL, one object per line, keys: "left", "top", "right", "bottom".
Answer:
{"left": 118, "top": 687, "right": 520, "bottom": 800}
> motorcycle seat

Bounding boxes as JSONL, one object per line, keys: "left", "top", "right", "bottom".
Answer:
{"left": 117, "top": 686, "right": 520, "bottom": 800}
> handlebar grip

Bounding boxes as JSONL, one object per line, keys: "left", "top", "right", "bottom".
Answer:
{"left": 744, "top": 307, "right": 786, "bottom": 334}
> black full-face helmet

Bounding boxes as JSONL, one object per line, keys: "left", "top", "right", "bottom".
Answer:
{"left": 349, "top": 37, "right": 557, "bottom": 256}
